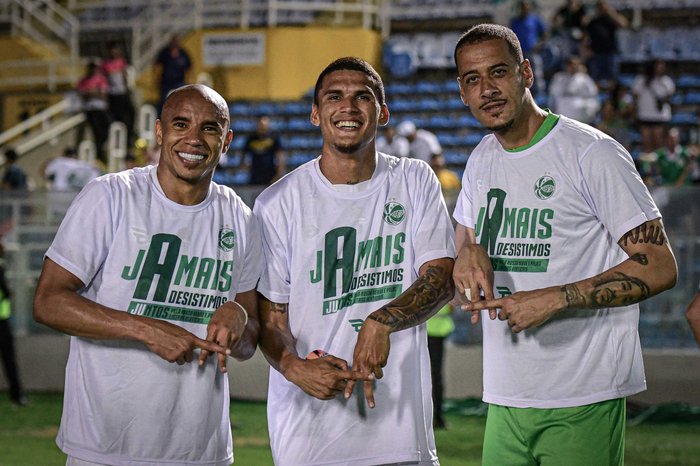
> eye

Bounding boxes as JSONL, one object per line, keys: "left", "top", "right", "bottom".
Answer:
{"left": 493, "top": 68, "right": 507, "bottom": 77}
{"left": 173, "top": 121, "right": 186, "bottom": 129}
{"left": 465, "top": 75, "right": 479, "bottom": 85}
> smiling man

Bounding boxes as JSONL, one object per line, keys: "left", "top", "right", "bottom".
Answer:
{"left": 254, "top": 57, "right": 455, "bottom": 465}
{"left": 451, "top": 24, "right": 677, "bottom": 466}
{"left": 33, "top": 84, "right": 262, "bottom": 466}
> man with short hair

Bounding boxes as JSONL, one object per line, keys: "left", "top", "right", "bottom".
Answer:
{"left": 33, "top": 84, "right": 262, "bottom": 466}
{"left": 452, "top": 24, "right": 677, "bottom": 465}
{"left": 396, "top": 120, "right": 442, "bottom": 163}
{"left": 255, "top": 57, "right": 455, "bottom": 465}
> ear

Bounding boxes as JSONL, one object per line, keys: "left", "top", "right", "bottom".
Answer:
{"left": 155, "top": 119, "right": 163, "bottom": 145}
{"left": 457, "top": 78, "right": 469, "bottom": 107}
{"left": 378, "top": 104, "right": 390, "bottom": 126}
{"left": 222, "top": 129, "right": 233, "bottom": 153}
{"left": 310, "top": 105, "right": 320, "bottom": 127}
{"left": 521, "top": 59, "right": 535, "bottom": 89}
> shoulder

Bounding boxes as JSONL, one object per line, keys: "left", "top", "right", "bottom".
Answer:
{"left": 255, "top": 158, "right": 315, "bottom": 209}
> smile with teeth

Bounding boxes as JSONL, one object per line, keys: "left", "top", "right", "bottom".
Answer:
{"left": 335, "top": 121, "right": 360, "bottom": 128}
{"left": 178, "top": 151, "right": 205, "bottom": 162}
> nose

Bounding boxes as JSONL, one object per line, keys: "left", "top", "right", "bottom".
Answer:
{"left": 339, "top": 95, "right": 359, "bottom": 112}
{"left": 480, "top": 77, "right": 500, "bottom": 99}
{"left": 183, "top": 126, "right": 204, "bottom": 146}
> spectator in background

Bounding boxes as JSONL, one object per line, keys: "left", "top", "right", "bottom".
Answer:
{"left": 548, "top": 55, "right": 600, "bottom": 124}
{"left": 551, "top": 0, "right": 588, "bottom": 58}
{"left": 396, "top": 120, "right": 442, "bottom": 163}
{"left": 241, "top": 116, "right": 286, "bottom": 185}
{"left": 0, "top": 237, "right": 26, "bottom": 406}
{"left": 584, "top": 0, "right": 628, "bottom": 87}
{"left": 633, "top": 59, "right": 675, "bottom": 153}
{"left": 640, "top": 127, "right": 698, "bottom": 186}
{"left": 376, "top": 125, "right": 410, "bottom": 157}
{"left": 77, "top": 62, "right": 113, "bottom": 165}
{"left": 41, "top": 147, "right": 102, "bottom": 220}
{"left": 155, "top": 36, "right": 191, "bottom": 116}
{"left": 687, "top": 286, "right": 700, "bottom": 347}
{"left": 101, "top": 42, "right": 135, "bottom": 144}
{"left": 1, "top": 149, "right": 28, "bottom": 191}
{"left": 596, "top": 79, "right": 635, "bottom": 148}
{"left": 510, "top": 0, "right": 548, "bottom": 94}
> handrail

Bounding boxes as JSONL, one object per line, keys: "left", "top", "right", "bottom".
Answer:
{"left": 0, "top": 56, "right": 89, "bottom": 92}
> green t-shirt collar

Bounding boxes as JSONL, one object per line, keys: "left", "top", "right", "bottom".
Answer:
{"left": 505, "top": 111, "right": 560, "bottom": 153}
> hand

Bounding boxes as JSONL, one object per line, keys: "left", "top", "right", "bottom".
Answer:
{"left": 199, "top": 301, "right": 248, "bottom": 373}
{"left": 142, "top": 318, "right": 229, "bottom": 365}
{"left": 283, "top": 353, "right": 363, "bottom": 400}
{"left": 460, "top": 286, "right": 563, "bottom": 333}
{"left": 344, "top": 318, "right": 391, "bottom": 408}
{"left": 453, "top": 243, "right": 495, "bottom": 323}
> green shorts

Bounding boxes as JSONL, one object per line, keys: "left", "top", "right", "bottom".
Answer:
{"left": 482, "top": 398, "right": 625, "bottom": 466}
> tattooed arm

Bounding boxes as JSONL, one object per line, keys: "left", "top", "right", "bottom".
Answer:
{"left": 461, "top": 218, "right": 677, "bottom": 333}
{"left": 258, "top": 294, "right": 361, "bottom": 400}
{"left": 345, "top": 257, "right": 455, "bottom": 407}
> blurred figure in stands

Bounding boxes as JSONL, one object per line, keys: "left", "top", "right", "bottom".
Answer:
{"left": 633, "top": 59, "right": 676, "bottom": 153}
{"left": 1, "top": 149, "right": 28, "bottom": 191}
{"left": 639, "top": 127, "right": 698, "bottom": 187}
{"left": 41, "top": 147, "right": 102, "bottom": 220}
{"left": 510, "top": 0, "right": 548, "bottom": 95}
{"left": 584, "top": 0, "right": 628, "bottom": 88}
{"left": 551, "top": 0, "right": 588, "bottom": 58}
{"left": 155, "top": 36, "right": 191, "bottom": 116}
{"left": 396, "top": 120, "right": 442, "bottom": 163}
{"left": 101, "top": 42, "right": 135, "bottom": 145}
{"left": 240, "top": 116, "right": 286, "bottom": 185}
{"left": 0, "top": 237, "right": 26, "bottom": 406}
{"left": 377, "top": 125, "right": 409, "bottom": 158}
{"left": 77, "top": 62, "right": 113, "bottom": 165}
{"left": 548, "top": 56, "right": 600, "bottom": 124}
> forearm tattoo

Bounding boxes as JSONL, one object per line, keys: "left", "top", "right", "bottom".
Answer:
{"left": 562, "top": 272, "right": 650, "bottom": 309}
{"left": 620, "top": 223, "right": 667, "bottom": 247}
{"left": 268, "top": 302, "right": 288, "bottom": 314}
{"left": 629, "top": 253, "right": 648, "bottom": 265}
{"left": 368, "top": 264, "right": 452, "bottom": 332}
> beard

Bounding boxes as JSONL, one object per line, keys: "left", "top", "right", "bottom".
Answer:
{"left": 333, "top": 141, "right": 364, "bottom": 154}
{"left": 487, "top": 117, "right": 516, "bottom": 132}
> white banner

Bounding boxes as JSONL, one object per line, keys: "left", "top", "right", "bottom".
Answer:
{"left": 202, "top": 32, "right": 266, "bottom": 66}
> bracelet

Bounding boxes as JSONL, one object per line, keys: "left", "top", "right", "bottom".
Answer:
{"left": 232, "top": 301, "right": 249, "bottom": 327}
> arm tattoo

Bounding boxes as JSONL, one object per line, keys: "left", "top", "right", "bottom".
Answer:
{"left": 629, "top": 253, "right": 648, "bottom": 265}
{"left": 620, "top": 223, "right": 667, "bottom": 247}
{"left": 562, "top": 284, "right": 586, "bottom": 308}
{"left": 590, "top": 272, "right": 650, "bottom": 308}
{"left": 368, "top": 264, "right": 453, "bottom": 332}
{"left": 268, "top": 302, "right": 288, "bottom": 314}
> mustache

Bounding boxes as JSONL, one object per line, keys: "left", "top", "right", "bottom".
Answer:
{"left": 480, "top": 99, "right": 506, "bottom": 110}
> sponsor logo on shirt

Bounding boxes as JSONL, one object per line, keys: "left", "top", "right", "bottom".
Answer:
{"left": 348, "top": 318, "right": 364, "bottom": 332}
{"left": 121, "top": 232, "right": 234, "bottom": 324}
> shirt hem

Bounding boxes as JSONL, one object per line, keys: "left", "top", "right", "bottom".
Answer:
{"left": 59, "top": 443, "right": 233, "bottom": 466}
{"left": 483, "top": 384, "right": 647, "bottom": 409}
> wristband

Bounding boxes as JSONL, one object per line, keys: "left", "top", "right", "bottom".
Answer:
{"left": 232, "top": 301, "right": 249, "bottom": 327}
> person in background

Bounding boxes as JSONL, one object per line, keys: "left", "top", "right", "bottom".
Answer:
{"left": 548, "top": 56, "right": 600, "bottom": 124}
{"left": 0, "top": 237, "right": 26, "bottom": 406}
{"left": 640, "top": 127, "right": 698, "bottom": 186}
{"left": 376, "top": 125, "right": 410, "bottom": 158}
{"left": 510, "top": 0, "right": 548, "bottom": 95}
{"left": 633, "top": 59, "right": 676, "bottom": 153}
{"left": 101, "top": 42, "right": 135, "bottom": 144}
{"left": 1, "top": 149, "right": 28, "bottom": 191}
{"left": 551, "top": 0, "right": 588, "bottom": 58}
{"left": 453, "top": 23, "right": 677, "bottom": 466}
{"left": 686, "top": 286, "right": 700, "bottom": 347}
{"left": 396, "top": 120, "right": 443, "bottom": 163}
{"left": 254, "top": 57, "right": 455, "bottom": 466}
{"left": 241, "top": 116, "right": 286, "bottom": 185}
{"left": 155, "top": 36, "right": 191, "bottom": 116}
{"left": 585, "top": 0, "right": 628, "bottom": 87}
{"left": 77, "top": 62, "right": 113, "bottom": 165}
{"left": 33, "top": 84, "right": 262, "bottom": 466}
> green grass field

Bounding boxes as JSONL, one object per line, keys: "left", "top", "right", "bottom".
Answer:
{"left": 1, "top": 393, "right": 699, "bottom": 466}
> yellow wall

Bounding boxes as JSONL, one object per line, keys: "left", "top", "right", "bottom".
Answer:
{"left": 2, "top": 93, "right": 64, "bottom": 132}
{"left": 137, "top": 27, "right": 383, "bottom": 103}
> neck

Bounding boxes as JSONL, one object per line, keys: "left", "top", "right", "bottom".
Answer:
{"left": 156, "top": 166, "right": 210, "bottom": 206}
{"left": 494, "top": 95, "right": 548, "bottom": 150}
{"left": 319, "top": 144, "right": 376, "bottom": 185}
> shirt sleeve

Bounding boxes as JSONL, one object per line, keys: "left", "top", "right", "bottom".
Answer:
{"left": 236, "top": 209, "right": 264, "bottom": 293}
{"left": 453, "top": 158, "right": 475, "bottom": 228}
{"left": 410, "top": 162, "right": 455, "bottom": 272}
{"left": 45, "top": 179, "right": 114, "bottom": 286}
{"left": 253, "top": 194, "right": 292, "bottom": 303}
{"left": 579, "top": 138, "right": 661, "bottom": 243}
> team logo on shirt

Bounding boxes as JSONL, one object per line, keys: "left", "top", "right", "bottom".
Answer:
{"left": 218, "top": 228, "right": 236, "bottom": 251}
{"left": 534, "top": 175, "right": 556, "bottom": 200}
{"left": 348, "top": 319, "right": 364, "bottom": 332}
{"left": 383, "top": 201, "right": 405, "bottom": 225}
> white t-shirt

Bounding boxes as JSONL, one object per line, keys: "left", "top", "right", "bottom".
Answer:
{"left": 46, "top": 165, "right": 262, "bottom": 466}
{"left": 254, "top": 152, "right": 455, "bottom": 466}
{"left": 376, "top": 134, "right": 410, "bottom": 158}
{"left": 632, "top": 75, "right": 675, "bottom": 122}
{"left": 454, "top": 116, "right": 659, "bottom": 409}
{"left": 409, "top": 130, "right": 443, "bottom": 163}
{"left": 45, "top": 156, "right": 102, "bottom": 191}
